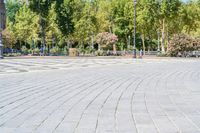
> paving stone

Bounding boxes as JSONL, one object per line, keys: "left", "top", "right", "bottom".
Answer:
{"left": 0, "top": 58, "right": 200, "bottom": 133}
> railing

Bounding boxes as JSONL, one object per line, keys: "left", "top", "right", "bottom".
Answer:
{"left": 98, "top": 50, "right": 158, "bottom": 56}
{"left": 3, "top": 49, "right": 159, "bottom": 57}
{"left": 3, "top": 48, "right": 200, "bottom": 58}
{"left": 177, "top": 51, "right": 200, "bottom": 58}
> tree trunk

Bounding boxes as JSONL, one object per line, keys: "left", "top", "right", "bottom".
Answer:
{"left": 141, "top": 34, "right": 145, "bottom": 55}
{"left": 113, "top": 44, "right": 116, "bottom": 55}
{"left": 98, "top": 43, "right": 101, "bottom": 51}
{"left": 161, "top": 18, "right": 165, "bottom": 53}
{"left": 148, "top": 34, "right": 151, "bottom": 52}
{"left": 19, "top": 40, "right": 22, "bottom": 49}
{"left": 166, "top": 29, "right": 169, "bottom": 52}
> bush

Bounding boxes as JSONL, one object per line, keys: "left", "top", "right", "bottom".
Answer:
{"left": 34, "top": 48, "right": 40, "bottom": 55}
{"left": 95, "top": 50, "right": 104, "bottom": 56}
{"left": 21, "top": 46, "right": 28, "bottom": 55}
{"left": 96, "top": 32, "right": 118, "bottom": 51}
{"left": 50, "top": 46, "right": 60, "bottom": 55}
{"left": 63, "top": 46, "right": 68, "bottom": 55}
{"left": 168, "top": 34, "right": 200, "bottom": 56}
{"left": 4, "top": 53, "right": 21, "bottom": 57}
{"left": 28, "top": 49, "right": 33, "bottom": 54}
{"left": 157, "top": 53, "right": 170, "bottom": 57}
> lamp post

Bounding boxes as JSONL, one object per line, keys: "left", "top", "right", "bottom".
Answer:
{"left": 0, "top": 33, "right": 3, "bottom": 59}
{"left": 133, "top": 0, "right": 137, "bottom": 58}
{"left": 128, "top": 35, "right": 130, "bottom": 50}
{"left": 0, "top": 0, "right": 6, "bottom": 59}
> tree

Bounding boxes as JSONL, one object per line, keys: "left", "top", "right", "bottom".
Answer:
{"left": 111, "top": 0, "right": 133, "bottom": 50}
{"left": 156, "top": 0, "right": 181, "bottom": 53}
{"left": 14, "top": 4, "right": 39, "bottom": 48}
{"left": 137, "top": 0, "right": 158, "bottom": 52}
{"left": 73, "top": 0, "right": 97, "bottom": 48}
{"left": 180, "top": 1, "right": 200, "bottom": 35}
{"left": 95, "top": 0, "right": 111, "bottom": 33}
{"left": 2, "top": 28, "right": 17, "bottom": 49}
{"left": 5, "top": 0, "right": 21, "bottom": 24}
{"left": 55, "top": 0, "right": 75, "bottom": 36}
{"left": 29, "top": 0, "right": 53, "bottom": 52}
{"left": 46, "top": 2, "right": 62, "bottom": 49}
{"left": 3, "top": 0, "right": 200, "bottom": 55}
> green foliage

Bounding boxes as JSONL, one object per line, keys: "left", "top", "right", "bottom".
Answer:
{"left": 4, "top": 53, "right": 21, "bottom": 57}
{"left": 3, "top": 0, "right": 200, "bottom": 56}
{"left": 55, "top": 0, "right": 75, "bottom": 35}
{"left": 180, "top": 2, "right": 200, "bottom": 35}
{"left": 50, "top": 46, "right": 60, "bottom": 55}
{"left": 5, "top": 0, "right": 21, "bottom": 23}
{"left": 14, "top": 4, "right": 39, "bottom": 44}
{"left": 29, "top": 0, "right": 52, "bottom": 17}
{"left": 2, "top": 28, "right": 17, "bottom": 48}
{"left": 21, "top": 45, "right": 28, "bottom": 55}
{"left": 33, "top": 47, "right": 40, "bottom": 55}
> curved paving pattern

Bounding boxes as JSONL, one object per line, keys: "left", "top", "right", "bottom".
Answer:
{"left": 0, "top": 58, "right": 200, "bottom": 133}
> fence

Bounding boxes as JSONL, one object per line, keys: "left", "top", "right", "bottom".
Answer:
{"left": 177, "top": 51, "right": 200, "bottom": 57}
{"left": 3, "top": 48, "right": 200, "bottom": 58}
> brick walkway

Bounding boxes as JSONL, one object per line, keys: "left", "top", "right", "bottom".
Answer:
{"left": 0, "top": 58, "right": 200, "bottom": 133}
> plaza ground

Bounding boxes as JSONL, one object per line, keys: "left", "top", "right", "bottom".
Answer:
{"left": 0, "top": 58, "right": 200, "bottom": 133}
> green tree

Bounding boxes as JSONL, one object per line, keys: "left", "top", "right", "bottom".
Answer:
{"left": 55, "top": 0, "right": 75, "bottom": 36}
{"left": 156, "top": 0, "right": 181, "bottom": 53}
{"left": 73, "top": 0, "right": 97, "bottom": 48}
{"left": 181, "top": 1, "right": 200, "bottom": 35}
{"left": 137, "top": 0, "right": 158, "bottom": 52}
{"left": 111, "top": 0, "right": 134, "bottom": 50}
{"left": 14, "top": 4, "right": 39, "bottom": 48}
{"left": 5, "top": 0, "right": 21, "bottom": 24}
{"left": 46, "top": 2, "right": 62, "bottom": 49}
{"left": 29, "top": 0, "right": 53, "bottom": 52}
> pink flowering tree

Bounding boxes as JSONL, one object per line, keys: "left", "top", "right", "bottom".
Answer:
{"left": 96, "top": 32, "right": 118, "bottom": 52}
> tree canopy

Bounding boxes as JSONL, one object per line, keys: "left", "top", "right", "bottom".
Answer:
{"left": 3, "top": 0, "right": 200, "bottom": 54}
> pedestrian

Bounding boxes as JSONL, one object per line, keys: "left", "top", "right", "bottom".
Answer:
{"left": 139, "top": 49, "right": 143, "bottom": 58}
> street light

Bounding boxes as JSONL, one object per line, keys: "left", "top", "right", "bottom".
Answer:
{"left": 0, "top": 0, "right": 6, "bottom": 59}
{"left": 133, "top": 0, "right": 137, "bottom": 58}
{"left": 128, "top": 35, "right": 130, "bottom": 50}
{"left": 0, "top": 34, "right": 3, "bottom": 59}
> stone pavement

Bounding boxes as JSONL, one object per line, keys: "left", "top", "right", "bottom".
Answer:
{"left": 0, "top": 58, "right": 200, "bottom": 133}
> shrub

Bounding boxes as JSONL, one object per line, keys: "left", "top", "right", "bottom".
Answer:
{"left": 95, "top": 50, "right": 104, "bottom": 56}
{"left": 96, "top": 32, "right": 118, "bottom": 50}
{"left": 34, "top": 48, "right": 40, "bottom": 55}
{"left": 168, "top": 34, "right": 200, "bottom": 56}
{"left": 28, "top": 49, "right": 33, "bottom": 54}
{"left": 21, "top": 46, "right": 28, "bottom": 55}
{"left": 63, "top": 46, "right": 68, "bottom": 55}
{"left": 50, "top": 46, "right": 60, "bottom": 55}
